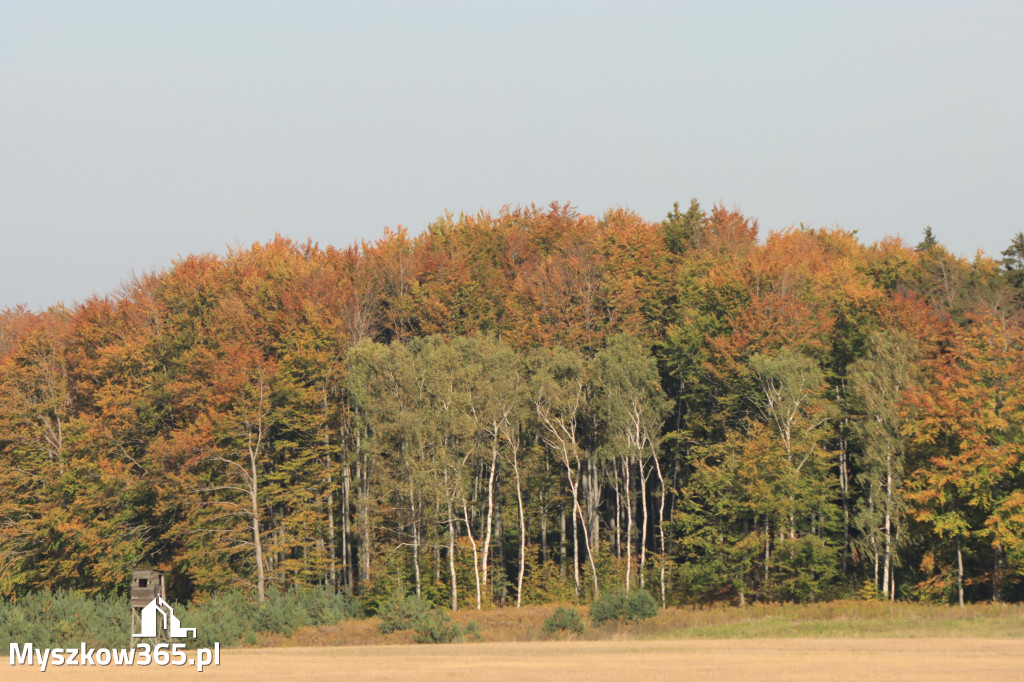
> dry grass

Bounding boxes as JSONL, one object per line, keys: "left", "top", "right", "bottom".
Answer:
{"left": 7, "top": 638, "right": 1024, "bottom": 681}
{"left": 257, "top": 600, "right": 1024, "bottom": 647}
{"left": 9, "top": 602, "right": 1024, "bottom": 680}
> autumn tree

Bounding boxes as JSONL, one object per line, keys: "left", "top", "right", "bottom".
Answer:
{"left": 906, "top": 310, "right": 1024, "bottom": 604}
{"left": 847, "top": 330, "right": 919, "bottom": 598}
{"left": 593, "top": 334, "right": 670, "bottom": 601}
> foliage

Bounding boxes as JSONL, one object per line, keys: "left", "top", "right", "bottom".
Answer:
{"left": 626, "top": 589, "right": 659, "bottom": 621}
{"left": 376, "top": 594, "right": 436, "bottom": 634}
{"left": 590, "top": 588, "right": 658, "bottom": 624}
{"left": 0, "top": 587, "right": 359, "bottom": 654}
{"left": 463, "top": 620, "right": 483, "bottom": 641}
{"left": 1, "top": 203, "right": 1024, "bottom": 613}
{"left": 412, "top": 608, "right": 462, "bottom": 643}
{"left": 0, "top": 590, "right": 129, "bottom": 654}
{"left": 542, "top": 606, "right": 584, "bottom": 635}
{"left": 376, "top": 593, "right": 462, "bottom": 643}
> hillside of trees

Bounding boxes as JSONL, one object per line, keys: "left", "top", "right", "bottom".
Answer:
{"left": 3, "top": 202, "right": 1024, "bottom": 609}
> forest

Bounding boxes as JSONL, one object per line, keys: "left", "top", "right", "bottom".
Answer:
{"left": 2, "top": 201, "right": 1024, "bottom": 610}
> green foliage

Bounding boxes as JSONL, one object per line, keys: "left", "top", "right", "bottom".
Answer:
{"left": 626, "top": 589, "right": 659, "bottom": 620}
{"left": 0, "top": 591, "right": 129, "bottom": 654}
{"left": 247, "top": 587, "right": 360, "bottom": 636}
{"left": 464, "top": 620, "right": 483, "bottom": 641}
{"left": 521, "top": 552, "right": 575, "bottom": 605}
{"left": 663, "top": 198, "right": 704, "bottom": 254}
{"left": 376, "top": 594, "right": 435, "bottom": 634}
{"left": 542, "top": 606, "right": 584, "bottom": 635}
{"left": 589, "top": 589, "right": 628, "bottom": 624}
{"left": 590, "top": 588, "right": 658, "bottom": 624}
{"left": 175, "top": 591, "right": 259, "bottom": 649}
{"left": 0, "top": 588, "right": 360, "bottom": 655}
{"left": 376, "top": 593, "right": 462, "bottom": 643}
{"left": 1002, "top": 231, "right": 1024, "bottom": 292}
{"left": 5, "top": 204, "right": 1024, "bottom": 613}
{"left": 412, "top": 609, "right": 461, "bottom": 643}
{"left": 179, "top": 588, "right": 359, "bottom": 648}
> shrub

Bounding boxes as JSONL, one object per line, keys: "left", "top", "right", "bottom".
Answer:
{"left": 591, "top": 589, "right": 658, "bottom": 625}
{"left": 412, "top": 609, "right": 461, "bottom": 643}
{"left": 464, "top": 621, "right": 483, "bottom": 642}
{"left": 0, "top": 587, "right": 360, "bottom": 654}
{"left": 376, "top": 594, "right": 435, "bottom": 634}
{"left": 543, "top": 606, "right": 584, "bottom": 635}
{"left": 0, "top": 590, "right": 129, "bottom": 654}
{"left": 859, "top": 579, "right": 881, "bottom": 601}
{"left": 177, "top": 587, "right": 358, "bottom": 647}
{"left": 590, "top": 590, "right": 628, "bottom": 624}
{"left": 626, "top": 589, "right": 658, "bottom": 621}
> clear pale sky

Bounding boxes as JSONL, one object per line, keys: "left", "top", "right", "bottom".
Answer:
{"left": 2, "top": 1, "right": 1022, "bottom": 310}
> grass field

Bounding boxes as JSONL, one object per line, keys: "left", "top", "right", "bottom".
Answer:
{"left": 257, "top": 600, "right": 1024, "bottom": 646}
{"left": 7, "top": 639, "right": 1024, "bottom": 681}
{"left": 7, "top": 602, "right": 1024, "bottom": 680}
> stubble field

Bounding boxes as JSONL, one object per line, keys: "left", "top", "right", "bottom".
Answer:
{"left": 8, "top": 603, "right": 1024, "bottom": 680}
{"left": 6, "top": 638, "right": 1024, "bottom": 681}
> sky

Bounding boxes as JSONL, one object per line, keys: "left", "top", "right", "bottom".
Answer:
{"left": 2, "top": 1, "right": 1022, "bottom": 309}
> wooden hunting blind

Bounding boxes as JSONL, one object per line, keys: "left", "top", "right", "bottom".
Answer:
{"left": 131, "top": 568, "right": 165, "bottom": 608}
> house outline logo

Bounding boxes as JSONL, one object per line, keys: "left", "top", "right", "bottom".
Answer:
{"left": 132, "top": 596, "right": 197, "bottom": 639}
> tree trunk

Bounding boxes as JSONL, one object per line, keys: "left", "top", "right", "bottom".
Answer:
{"left": 410, "top": 478, "right": 421, "bottom": 598}
{"left": 638, "top": 456, "right": 649, "bottom": 589}
{"left": 357, "top": 437, "right": 371, "bottom": 588}
{"left": 513, "top": 457, "right": 527, "bottom": 608}
{"left": 342, "top": 462, "right": 353, "bottom": 596}
{"left": 882, "top": 452, "right": 893, "bottom": 598}
{"left": 249, "top": 442, "right": 265, "bottom": 603}
{"left": 571, "top": 487, "right": 580, "bottom": 596}
{"left": 994, "top": 545, "right": 1004, "bottom": 603}
{"left": 956, "top": 536, "right": 965, "bottom": 607}
{"left": 481, "top": 442, "right": 498, "bottom": 597}
{"left": 559, "top": 502, "right": 567, "bottom": 579}
{"left": 623, "top": 456, "right": 633, "bottom": 590}
{"left": 446, "top": 479, "right": 458, "bottom": 611}
{"left": 463, "top": 497, "right": 482, "bottom": 610}
{"left": 652, "top": 450, "right": 668, "bottom": 608}
{"left": 613, "top": 463, "right": 622, "bottom": 559}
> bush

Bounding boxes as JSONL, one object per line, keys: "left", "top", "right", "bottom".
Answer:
{"left": 464, "top": 621, "right": 483, "bottom": 642}
{"left": 590, "top": 590, "right": 628, "bottom": 624}
{"left": 376, "top": 594, "right": 462, "bottom": 643}
{"left": 177, "top": 587, "right": 359, "bottom": 647}
{"left": 376, "top": 594, "right": 435, "bottom": 634}
{"left": 590, "top": 589, "right": 658, "bottom": 625}
{"left": 0, "top": 590, "right": 129, "bottom": 654}
{"left": 0, "top": 587, "right": 360, "bottom": 654}
{"left": 626, "top": 589, "right": 658, "bottom": 621}
{"left": 543, "top": 606, "right": 584, "bottom": 636}
{"left": 412, "top": 609, "right": 461, "bottom": 643}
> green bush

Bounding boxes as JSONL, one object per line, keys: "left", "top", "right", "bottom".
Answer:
{"left": 412, "top": 609, "right": 461, "bottom": 643}
{"left": 178, "top": 587, "right": 359, "bottom": 647}
{"left": 464, "top": 620, "right": 483, "bottom": 642}
{"left": 590, "top": 590, "right": 628, "bottom": 624}
{"left": 1, "top": 587, "right": 361, "bottom": 654}
{"left": 0, "top": 590, "right": 129, "bottom": 654}
{"left": 590, "top": 589, "right": 658, "bottom": 625}
{"left": 376, "top": 594, "right": 462, "bottom": 643}
{"left": 543, "top": 606, "right": 584, "bottom": 635}
{"left": 376, "top": 594, "right": 434, "bottom": 634}
{"left": 626, "top": 589, "right": 658, "bottom": 621}
{"left": 176, "top": 591, "right": 259, "bottom": 649}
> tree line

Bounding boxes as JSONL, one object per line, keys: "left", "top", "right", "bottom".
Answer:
{"left": 2, "top": 202, "right": 1023, "bottom": 608}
